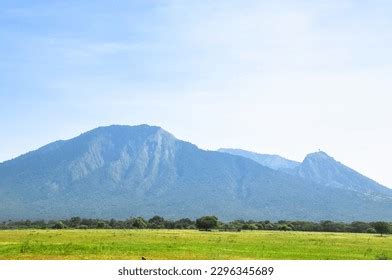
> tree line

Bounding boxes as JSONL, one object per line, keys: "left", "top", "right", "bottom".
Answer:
{"left": 1, "top": 216, "right": 391, "bottom": 235}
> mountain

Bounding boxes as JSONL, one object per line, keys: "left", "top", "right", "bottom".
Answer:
{"left": 1, "top": 125, "right": 391, "bottom": 221}
{"left": 291, "top": 151, "right": 392, "bottom": 196}
{"left": 219, "top": 148, "right": 392, "bottom": 199}
{"left": 218, "top": 148, "right": 300, "bottom": 170}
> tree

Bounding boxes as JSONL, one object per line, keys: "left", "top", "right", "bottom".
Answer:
{"left": 97, "top": 221, "right": 107, "bottom": 229}
{"left": 52, "top": 221, "right": 65, "bottom": 229}
{"left": 278, "top": 224, "right": 292, "bottom": 231}
{"left": 148, "top": 216, "right": 166, "bottom": 229}
{"left": 373, "top": 222, "right": 390, "bottom": 236}
{"left": 366, "top": 228, "right": 376, "bottom": 234}
{"left": 69, "top": 217, "right": 81, "bottom": 228}
{"left": 241, "top": 223, "right": 258, "bottom": 230}
{"left": 256, "top": 223, "right": 264, "bottom": 230}
{"left": 164, "top": 220, "right": 176, "bottom": 229}
{"left": 320, "top": 220, "right": 345, "bottom": 232}
{"left": 351, "top": 221, "right": 370, "bottom": 233}
{"left": 196, "top": 216, "right": 218, "bottom": 231}
{"left": 264, "top": 223, "right": 275, "bottom": 230}
{"left": 174, "top": 218, "right": 194, "bottom": 229}
{"left": 132, "top": 217, "right": 147, "bottom": 229}
{"left": 248, "top": 224, "right": 258, "bottom": 230}
{"left": 109, "top": 219, "right": 117, "bottom": 228}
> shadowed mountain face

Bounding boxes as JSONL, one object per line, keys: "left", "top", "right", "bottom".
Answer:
{"left": 1, "top": 125, "right": 391, "bottom": 221}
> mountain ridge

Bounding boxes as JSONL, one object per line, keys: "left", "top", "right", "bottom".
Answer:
{"left": 218, "top": 148, "right": 391, "bottom": 194}
{"left": 218, "top": 148, "right": 300, "bottom": 171}
{"left": 1, "top": 124, "right": 391, "bottom": 221}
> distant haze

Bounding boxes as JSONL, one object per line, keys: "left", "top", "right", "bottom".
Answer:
{"left": 1, "top": 1, "right": 391, "bottom": 187}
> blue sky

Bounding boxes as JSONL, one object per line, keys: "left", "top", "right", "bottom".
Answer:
{"left": 1, "top": 0, "right": 392, "bottom": 187}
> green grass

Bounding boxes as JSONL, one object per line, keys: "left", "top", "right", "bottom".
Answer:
{"left": 0, "top": 229, "right": 391, "bottom": 260}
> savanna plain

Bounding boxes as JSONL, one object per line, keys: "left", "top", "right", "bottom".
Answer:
{"left": 0, "top": 229, "right": 391, "bottom": 260}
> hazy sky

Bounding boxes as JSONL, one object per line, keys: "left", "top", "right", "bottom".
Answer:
{"left": 1, "top": 0, "right": 391, "bottom": 187}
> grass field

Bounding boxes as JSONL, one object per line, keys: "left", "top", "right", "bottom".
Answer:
{"left": 0, "top": 229, "right": 390, "bottom": 260}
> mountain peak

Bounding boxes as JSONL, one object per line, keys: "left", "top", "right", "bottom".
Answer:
{"left": 296, "top": 150, "right": 392, "bottom": 196}
{"left": 304, "top": 150, "right": 334, "bottom": 162}
{"left": 81, "top": 124, "right": 176, "bottom": 141}
{"left": 89, "top": 124, "right": 164, "bottom": 134}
